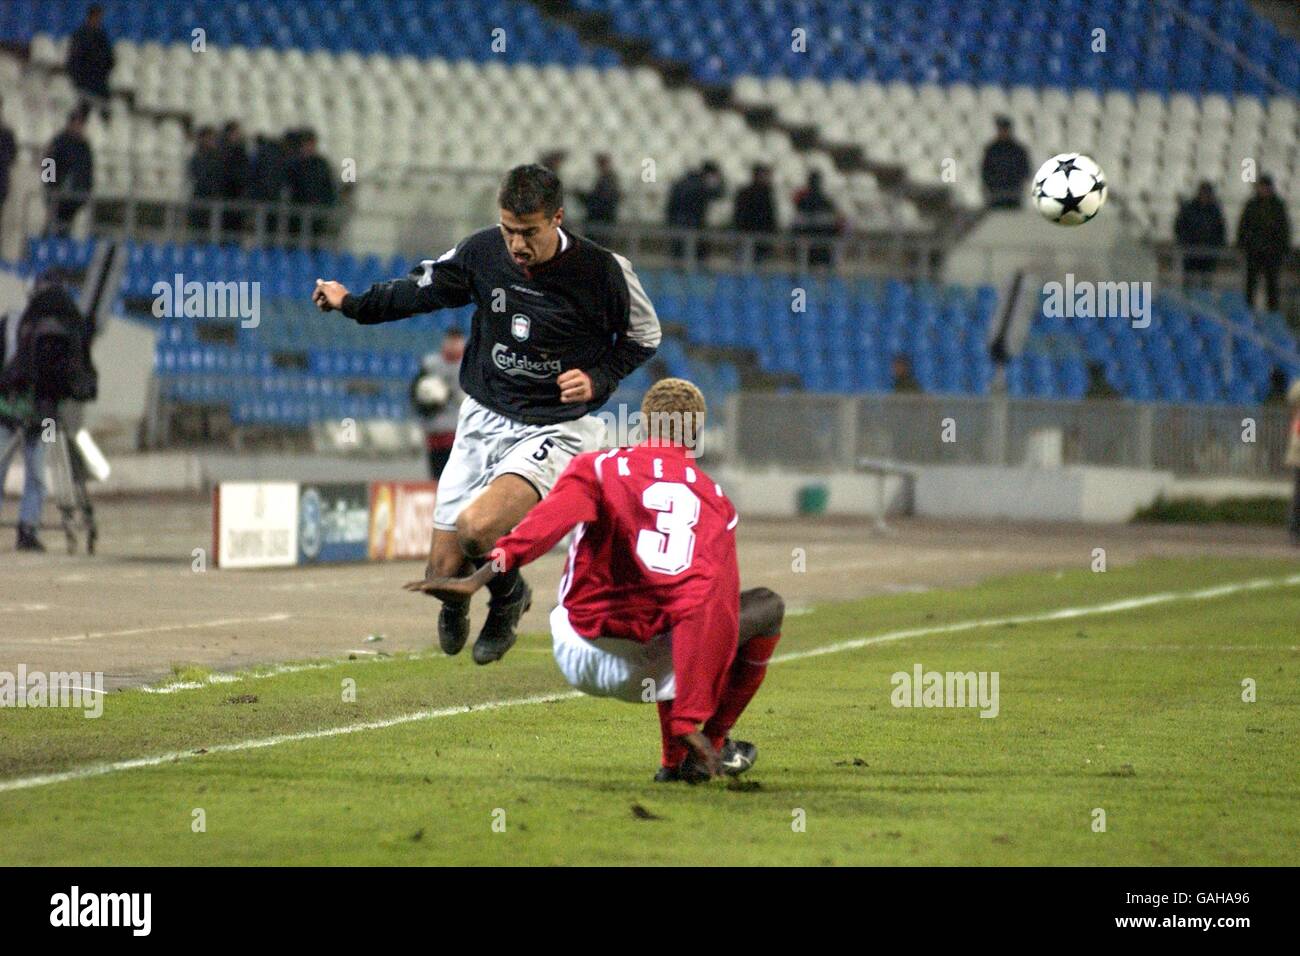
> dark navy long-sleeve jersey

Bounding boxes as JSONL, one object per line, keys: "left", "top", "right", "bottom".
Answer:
{"left": 341, "top": 226, "right": 661, "bottom": 425}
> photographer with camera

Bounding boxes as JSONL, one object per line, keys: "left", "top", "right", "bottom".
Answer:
{"left": 0, "top": 271, "right": 96, "bottom": 551}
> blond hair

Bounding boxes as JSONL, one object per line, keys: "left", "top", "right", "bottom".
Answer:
{"left": 640, "top": 377, "right": 706, "bottom": 447}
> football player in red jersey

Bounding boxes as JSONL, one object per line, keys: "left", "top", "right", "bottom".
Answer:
{"left": 406, "top": 378, "right": 784, "bottom": 782}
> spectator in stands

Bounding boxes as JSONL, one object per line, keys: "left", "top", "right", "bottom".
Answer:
{"left": 1287, "top": 379, "right": 1300, "bottom": 547}
{"left": 286, "top": 130, "right": 337, "bottom": 247}
{"left": 733, "top": 164, "right": 778, "bottom": 263}
{"left": 891, "top": 355, "right": 921, "bottom": 393}
{"left": 43, "top": 107, "right": 94, "bottom": 237}
{"left": 539, "top": 150, "right": 567, "bottom": 176}
{"left": 65, "top": 4, "right": 114, "bottom": 109}
{"left": 188, "top": 126, "right": 222, "bottom": 199}
{"left": 576, "top": 153, "right": 620, "bottom": 244}
{"left": 411, "top": 328, "right": 466, "bottom": 480}
{"left": 187, "top": 126, "right": 222, "bottom": 234}
{"left": 246, "top": 131, "right": 291, "bottom": 237}
{"left": 981, "top": 116, "right": 1031, "bottom": 210}
{"left": 792, "top": 170, "right": 841, "bottom": 266}
{"left": 248, "top": 132, "right": 289, "bottom": 203}
{"left": 1237, "top": 175, "right": 1291, "bottom": 313}
{"left": 667, "top": 161, "right": 724, "bottom": 262}
{"left": 1084, "top": 361, "right": 1119, "bottom": 399}
{"left": 217, "top": 121, "right": 250, "bottom": 234}
{"left": 1174, "top": 182, "right": 1226, "bottom": 289}
{"left": 0, "top": 96, "right": 16, "bottom": 223}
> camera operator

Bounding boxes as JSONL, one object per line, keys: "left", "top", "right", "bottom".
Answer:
{"left": 0, "top": 271, "right": 96, "bottom": 551}
{"left": 409, "top": 327, "right": 465, "bottom": 480}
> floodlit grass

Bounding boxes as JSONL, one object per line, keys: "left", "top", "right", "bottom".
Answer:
{"left": 1, "top": 558, "right": 1296, "bottom": 865}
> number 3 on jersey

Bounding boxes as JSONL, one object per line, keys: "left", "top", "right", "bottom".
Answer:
{"left": 635, "top": 481, "right": 700, "bottom": 575}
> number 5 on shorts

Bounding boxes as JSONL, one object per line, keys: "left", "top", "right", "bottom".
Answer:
{"left": 531, "top": 438, "right": 556, "bottom": 462}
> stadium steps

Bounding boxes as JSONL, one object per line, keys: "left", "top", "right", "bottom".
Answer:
{"left": 528, "top": 0, "right": 953, "bottom": 240}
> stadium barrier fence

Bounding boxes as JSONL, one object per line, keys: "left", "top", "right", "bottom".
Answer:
{"left": 729, "top": 392, "right": 1295, "bottom": 479}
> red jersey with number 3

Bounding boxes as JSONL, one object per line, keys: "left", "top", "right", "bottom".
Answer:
{"left": 490, "top": 442, "right": 740, "bottom": 733}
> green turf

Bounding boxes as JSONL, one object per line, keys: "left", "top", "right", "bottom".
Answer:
{"left": 1, "top": 557, "right": 1297, "bottom": 865}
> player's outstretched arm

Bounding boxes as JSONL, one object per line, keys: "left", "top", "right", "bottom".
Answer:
{"left": 404, "top": 561, "right": 496, "bottom": 601}
{"left": 312, "top": 249, "right": 474, "bottom": 325}
{"left": 404, "top": 456, "right": 601, "bottom": 601}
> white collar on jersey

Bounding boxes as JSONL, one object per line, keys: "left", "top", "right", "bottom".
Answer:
{"left": 556, "top": 227, "right": 570, "bottom": 254}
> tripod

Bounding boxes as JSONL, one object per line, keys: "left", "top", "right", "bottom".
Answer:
{"left": 0, "top": 415, "right": 97, "bottom": 554}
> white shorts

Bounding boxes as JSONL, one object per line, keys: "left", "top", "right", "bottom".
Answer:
{"left": 433, "top": 396, "right": 606, "bottom": 532}
{"left": 550, "top": 604, "right": 676, "bottom": 703}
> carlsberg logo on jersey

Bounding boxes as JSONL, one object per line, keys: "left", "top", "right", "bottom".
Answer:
{"left": 50, "top": 886, "right": 151, "bottom": 936}
{"left": 491, "top": 343, "right": 562, "bottom": 380}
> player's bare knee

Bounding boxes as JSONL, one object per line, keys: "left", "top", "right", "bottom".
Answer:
{"left": 741, "top": 587, "right": 785, "bottom": 641}
{"left": 455, "top": 511, "right": 496, "bottom": 559}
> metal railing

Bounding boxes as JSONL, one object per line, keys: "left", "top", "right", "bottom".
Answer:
{"left": 729, "top": 391, "right": 1295, "bottom": 479}
{"left": 1153, "top": 243, "right": 1300, "bottom": 317}
{"left": 25, "top": 189, "right": 347, "bottom": 251}
{"left": 29, "top": 185, "right": 946, "bottom": 275}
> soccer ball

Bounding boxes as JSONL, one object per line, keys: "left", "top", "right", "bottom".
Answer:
{"left": 414, "top": 373, "right": 450, "bottom": 413}
{"left": 1031, "top": 153, "right": 1107, "bottom": 226}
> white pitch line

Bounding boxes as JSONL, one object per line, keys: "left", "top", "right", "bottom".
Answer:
{"left": 771, "top": 573, "right": 1300, "bottom": 664}
{"left": 0, "top": 692, "right": 583, "bottom": 794}
{"left": 2, "top": 573, "right": 1297, "bottom": 795}
{"left": 39, "top": 613, "right": 292, "bottom": 645}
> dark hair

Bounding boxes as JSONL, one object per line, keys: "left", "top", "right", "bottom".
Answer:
{"left": 498, "top": 164, "right": 564, "bottom": 217}
{"left": 443, "top": 326, "right": 465, "bottom": 338}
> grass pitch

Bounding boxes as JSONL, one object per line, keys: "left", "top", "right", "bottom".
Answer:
{"left": 1, "top": 557, "right": 1296, "bottom": 865}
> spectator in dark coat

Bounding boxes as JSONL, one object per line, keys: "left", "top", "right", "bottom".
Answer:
{"left": 733, "top": 164, "right": 778, "bottom": 262}
{"left": 0, "top": 96, "right": 17, "bottom": 220}
{"left": 217, "top": 121, "right": 249, "bottom": 234}
{"left": 792, "top": 169, "right": 841, "bottom": 266}
{"left": 286, "top": 131, "right": 337, "bottom": 247}
{"left": 187, "top": 126, "right": 223, "bottom": 200}
{"left": 666, "top": 161, "right": 724, "bottom": 262}
{"left": 186, "top": 126, "right": 222, "bottom": 233}
{"left": 981, "top": 116, "right": 1031, "bottom": 210}
{"left": 65, "top": 5, "right": 114, "bottom": 102}
{"left": 247, "top": 133, "right": 289, "bottom": 203}
{"left": 43, "top": 109, "right": 94, "bottom": 237}
{"left": 576, "top": 153, "right": 620, "bottom": 244}
{"left": 1237, "top": 176, "right": 1291, "bottom": 313}
{"left": 286, "top": 131, "right": 336, "bottom": 206}
{"left": 1174, "top": 181, "right": 1226, "bottom": 288}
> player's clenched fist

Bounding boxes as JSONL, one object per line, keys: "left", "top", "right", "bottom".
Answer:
{"left": 557, "top": 368, "right": 594, "bottom": 404}
{"left": 312, "top": 279, "right": 349, "bottom": 312}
